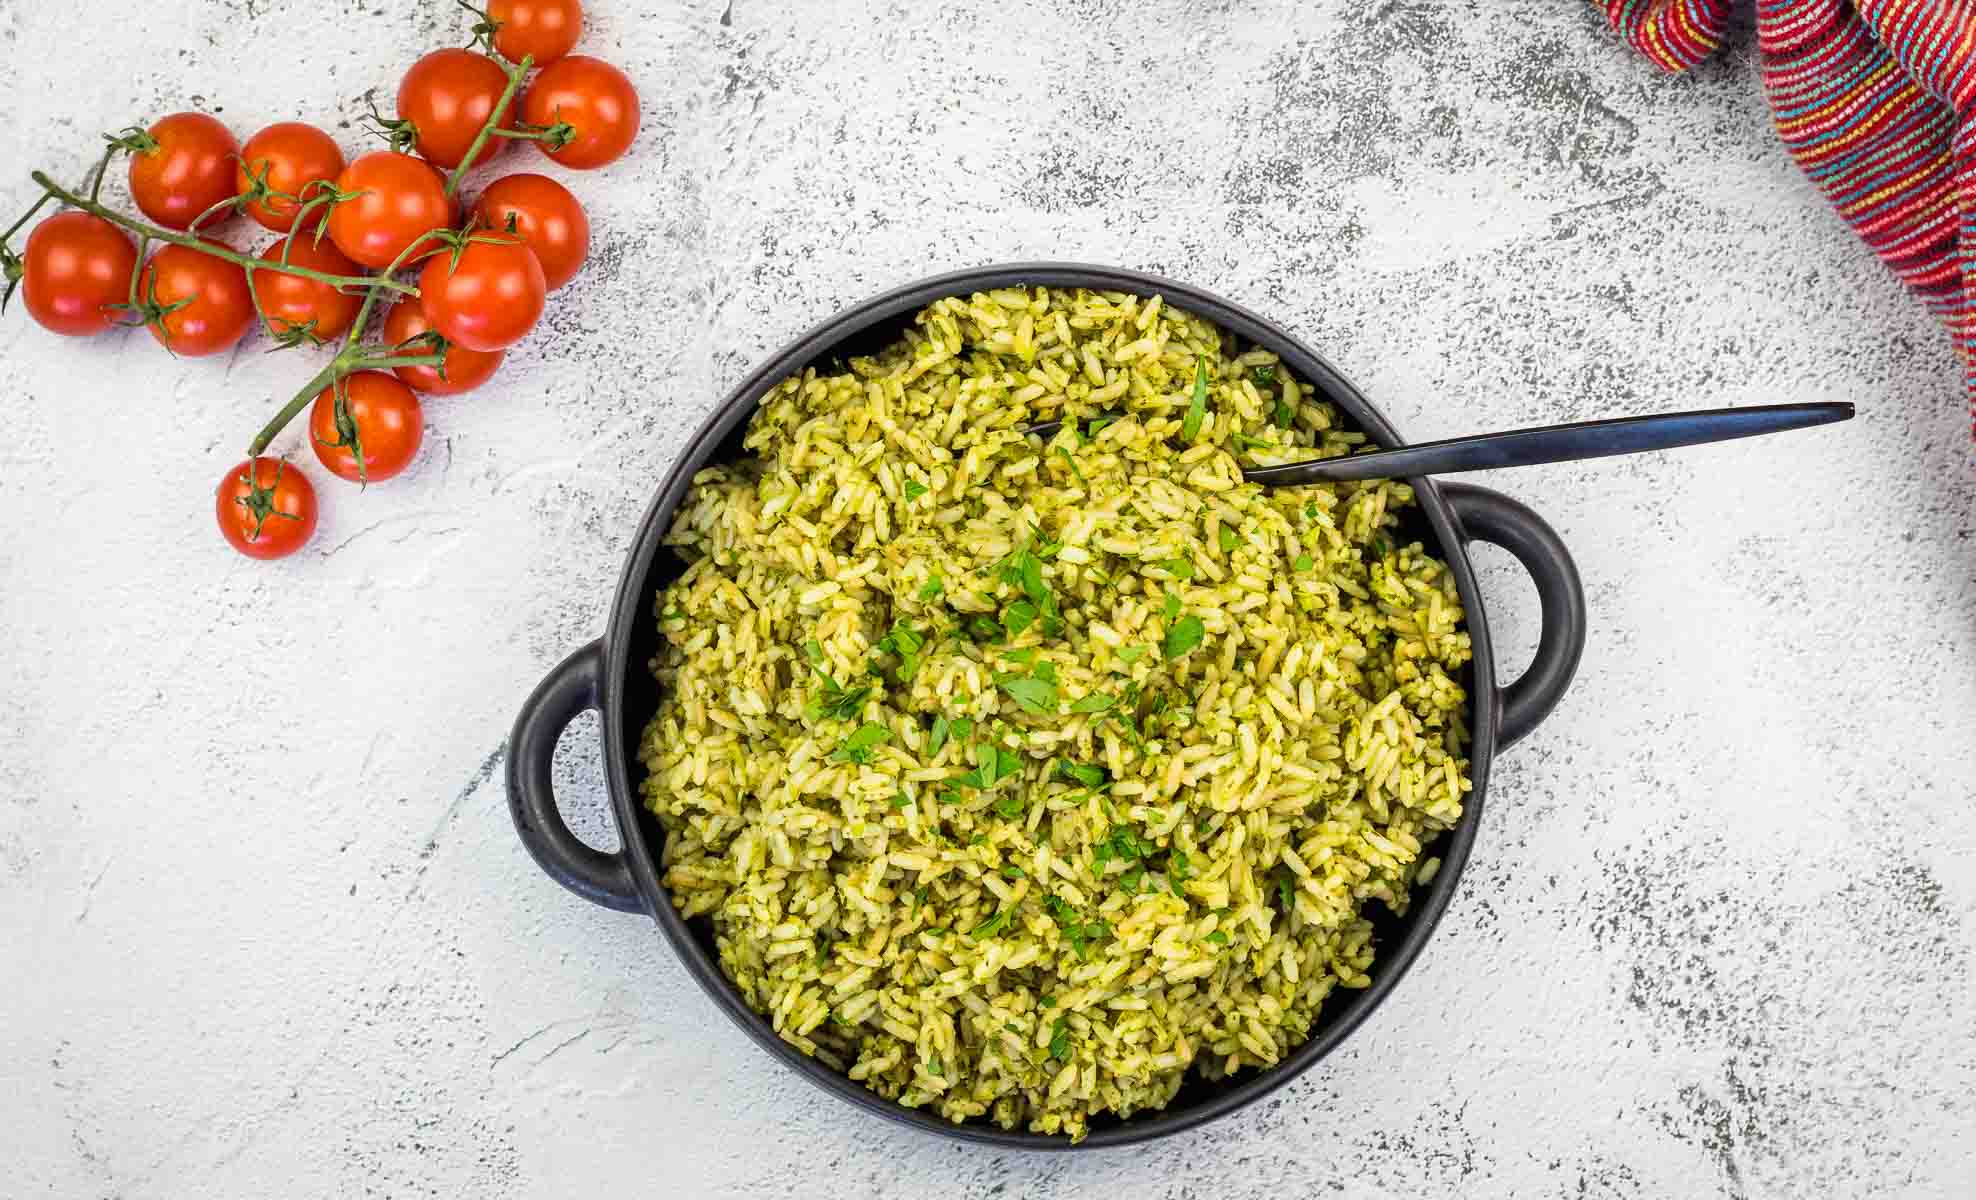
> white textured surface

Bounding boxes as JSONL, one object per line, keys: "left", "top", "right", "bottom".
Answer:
{"left": 3, "top": 1, "right": 1973, "bottom": 1196}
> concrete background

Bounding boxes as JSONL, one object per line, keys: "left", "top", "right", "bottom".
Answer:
{"left": 3, "top": 1, "right": 1972, "bottom": 1196}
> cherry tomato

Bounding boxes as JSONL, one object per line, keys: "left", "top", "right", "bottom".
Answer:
{"left": 309, "top": 371, "right": 424, "bottom": 483}
{"left": 138, "top": 241, "right": 254, "bottom": 357}
{"left": 127, "top": 112, "right": 239, "bottom": 230}
{"left": 488, "top": 0, "right": 582, "bottom": 65}
{"left": 473, "top": 174, "right": 588, "bottom": 290}
{"left": 398, "top": 49, "right": 515, "bottom": 172}
{"left": 19, "top": 213, "right": 138, "bottom": 337}
{"left": 237, "top": 122, "right": 346, "bottom": 232}
{"left": 418, "top": 236, "right": 545, "bottom": 352}
{"left": 381, "top": 300, "right": 504, "bottom": 395}
{"left": 251, "top": 235, "right": 364, "bottom": 341}
{"left": 520, "top": 56, "right": 639, "bottom": 170}
{"left": 217, "top": 457, "right": 318, "bottom": 559}
{"left": 325, "top": 152, "right": 453, "bottom": 270}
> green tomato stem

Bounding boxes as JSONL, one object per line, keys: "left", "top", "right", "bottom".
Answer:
{"left": 442, "top": 52, "right": 533, "bottom": 199}
{"left": 28, "top": 171, "right": 417, "bottom": 296}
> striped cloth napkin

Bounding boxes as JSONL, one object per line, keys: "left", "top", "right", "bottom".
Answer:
{"left": 1600, "top": 0, "right": 1975, "bottom": 437}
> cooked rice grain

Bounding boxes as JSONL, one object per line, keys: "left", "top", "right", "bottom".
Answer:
{"left": 639, "top": 287, "right": 1472, "bottom": 1141}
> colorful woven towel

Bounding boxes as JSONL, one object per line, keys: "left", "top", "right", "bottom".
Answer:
{"left": 1601, "top": 0, "right": 1976, "bottom": 437}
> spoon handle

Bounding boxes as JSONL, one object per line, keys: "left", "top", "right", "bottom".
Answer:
{"left": 1241, "top": 402, "right": 1855, "bottom": 486}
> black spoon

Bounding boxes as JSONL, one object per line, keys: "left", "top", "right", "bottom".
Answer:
{"left": 1024, "top": 402, "right": 1854, "bottom": 484}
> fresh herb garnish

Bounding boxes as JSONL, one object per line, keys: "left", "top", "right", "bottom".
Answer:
{"left": 1167, "top": 850, "right": 1191, "bottom": 897}
{"left": 1277, "top": 872, "right": 1296, "bottom": 913}
{"left": 1230, "top": 432, "right": 1271, "bottom": 451}
{"left": 1058, "top": 761, "right": 1107, "bottom": 789}
{"left": 1163, "top": 615, "right": 1205, "bottom": 660}
{"left": 1003, "top": 647, "right": 1039, "bottom": 668}
{"left": 1162, "top": 591, "right": 1182, "bottom": 623}
{"left": 958, "top": 743, "right": 1024, "bottom": 789}
{"left": 1000, "top": 676, "right": 1058, "bottom": 714}
{"left": 890, "top": 791, "right": 912, "bottom": 809}
{"left": 1048, "top": 1015, "right": 1072, "bottom": 1060}
{"left": 919, "top": 574, "right": 944, "bottom": 601}
{"left": 830, "top": 722, "right": 892, "bottom": 764}
{"left": 1069, "top": 691, "right": 1115, "bottom": 714}
{"left": 929, "top": 715, "right": 951, "bottom": 756}
{"left": 1001, "top": 864, "right": 1025, "bottom": 879}
{"left": 970, "top": 907, "right": 1013, "bottom": 940}
{"left": 1163, "top": 557, "right": 1194, "bottom": 579}
{"left": 1116, "top": 645, "right": 1147, "bottom": 665}
{"left": 1274, "top": 397, "right": 1295, "bottom": 427}
{"left": 993, "top": 793, "right": 1025, "bottom": 819}
{"left": 1303, "top": 502, "right": 1319, "bottom": 520}
{"left": 1087, "top": 416, "right": 1117, "bottom": 436}
{"left": 1055, "top": 446, "right": 1086, "bottom": 483}
{"left": 1294, "top": 553, "right": 1314, "bottom": 572}
{"left": 1043, "top": 895, "right": 1110, "bottom": 961}
{"left": 1252, "top": 363, "right": 1277, "bottom": 385}
{"left": 1182, "top": 357, "right": 1208, "bottom": 442}
{"left": 1002, "top": 601, "right": 1038, "bottom": 639}
{"left": 1217, "top": 525, "right": 1240, "bottom": 554}
{"left": 904, "top": 480, "right": 929, "bottom": 501}
{"left": 1205, "top": 930, "right": 1229, "bottom": 945}
{"left": 1120, "top": 865, "right": 1145, "bottom": 893}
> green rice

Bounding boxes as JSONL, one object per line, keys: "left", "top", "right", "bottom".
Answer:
{"left": 637, "top": 287, "right": 1472, "bottom": 1141}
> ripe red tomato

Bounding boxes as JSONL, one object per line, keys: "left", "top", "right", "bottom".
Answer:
{"left": 127, "top": 112, "right": 240, "bottom": 230}
{"left": 381, "top": 300, "right": 504, "bottom": 395}
{"left": 520, "top": 56, "right": 639, "bottom": 169}
{"left": 473, "top": 173, "right": 588, "bottom": 290}
{"left": 326, "top": 152, "right": 454, "bottom": 269}
{"left": 19, "top": 213, "right": 138, "bottom": 337}
{"left": 251, "top": 235, "right": 364, "bottom": 341}
{"left": 488, "top": 0, "right": 582, "bottom": 64}
{"left": 309, "top": 371, "right": 424, "bottom": 483}
{"left": 398, "top": 49, "right": 515, "bottom": 172}
{"left": 216, "top": 457, "right": 318, "bottom": 559}
{"left": 418, "top": 236, "right": 545, "bottom": 352}
{"left": 237, "top": 122, "right": 346, "bottom": 232}
{"left": 138, "top": 241, "right": 254, "bottom": 357}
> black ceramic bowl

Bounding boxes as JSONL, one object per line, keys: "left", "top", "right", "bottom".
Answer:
{"left": 508, "top": 263, "right": 1586, "bottom": 1149}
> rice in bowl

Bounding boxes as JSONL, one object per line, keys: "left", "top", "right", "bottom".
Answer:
{"left": 637, "top": 287, "right": 1472, "bottom": 1141}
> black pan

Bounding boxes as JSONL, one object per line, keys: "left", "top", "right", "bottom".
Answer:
{"left": 507, "top": 263, "right": 1587, "bottom": 1148}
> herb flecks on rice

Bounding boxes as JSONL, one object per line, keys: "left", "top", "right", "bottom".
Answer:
{"left": 638, "top": 288, "right": 1472, "bottom": 1141}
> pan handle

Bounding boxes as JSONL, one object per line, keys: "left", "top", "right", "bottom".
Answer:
{"left": 507, "top": 640, "right": 644, "bottom": 913}
{"left": 1442, "top": 484, "right": 1587, "bottom": 750}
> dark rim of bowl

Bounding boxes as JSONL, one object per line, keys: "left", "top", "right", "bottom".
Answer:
{"left": 594, "top": 263, "right": 1499, "bottom": 1149}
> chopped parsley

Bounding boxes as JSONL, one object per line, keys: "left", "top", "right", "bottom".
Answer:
{"left": 1163, "top": 614, "right": 1205, "bottom": 660}
{"left": 1049, "top": 1015, "right": 1072, "bottom": 1060}
{"left": 1000, "top": 676, "right": 1057, "bottom": 714}
{"left": 1116, "top": 645, "right": 1148, "bottom": 665}
{"left": 1001, "top": 864, "right": 1026, "bottom": 879}
{"left": 1163, "top": 557, "right": 1194, "bottom": 579}
{"left": 993, "top": 793, "right": 1025, "bottom": 819}
{"left": 1162, "top": 591, "right": 1182, "bottom": 623}
{"left": 1217, "top": 525, "right": 1240, "bottom": 554}
{"left": 889, "top": 792, "right": 912, "bottom": 809}
{"left": 919, "top": 574, "right": 944, "bottom": 601}
{"left": 1294, "top": 553, "right": 1314, "bottom": 573}
{"left": 1055, "top": 446, "right": 1086, "bottom": 483}
{"left": 1251, "top": 363, "right": 1277, "bottom": 385}
{"left": 970, "top": 907, "right": 1013, "bottom": 940}
{"left": 1001, "top": 600, "right": 1038, "bottom": 639}
{"left": 1167, "top": 849, "right": 1191, "bottom": 897}
{"left": 903, "top": 480, "right": 929, "bottom": 501}
{"left": 1069, "top": 691, "right": 1115, "bottom": 714}
{"left": 1057, "top": 761, "right": 1107, "bottom": 789}
{"left": 1043, "top": 895, "right": 1111, "bottom": 961}
{"left": 1205, "top": 930, "right": 1229, "bottom": 945}
{"left": 928, "top": 715, "right": 951, "bottom": 756}
{"left": 1274, "top": 397, "right": 1295, "bottom": 427}
{"left": 829, "top": 722, "right": 892, "bottom": 765}
{"left": 1182, "top": 356, "right": 1208, "bottom": 442}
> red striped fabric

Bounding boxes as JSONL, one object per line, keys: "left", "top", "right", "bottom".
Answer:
{"left": 1602, "top": 0, "right": 1976, "bottom": 436}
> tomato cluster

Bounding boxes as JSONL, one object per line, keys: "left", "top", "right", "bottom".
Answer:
{"left": 5, "top": 0, "right": 636, "bottom": 561}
